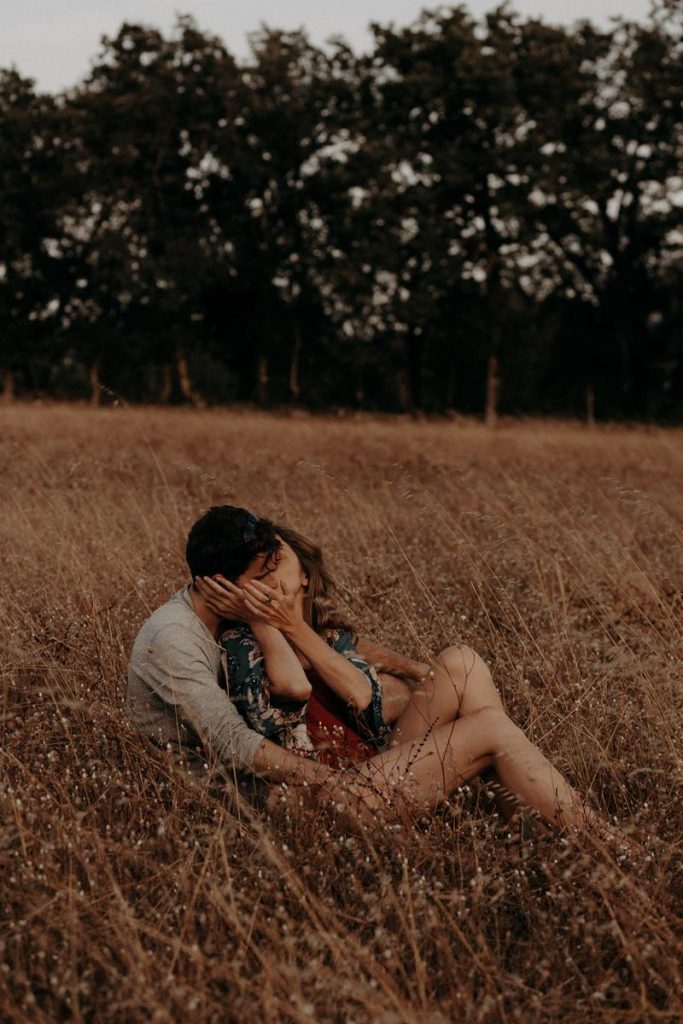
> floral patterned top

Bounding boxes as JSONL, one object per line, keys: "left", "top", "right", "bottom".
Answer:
{"left": 220, "top": 624, "right": 389, "bottom": 758}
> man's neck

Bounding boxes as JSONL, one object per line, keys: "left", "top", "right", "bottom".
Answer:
{"left": 189, "top": 584, "right": 222, "bottom": 638}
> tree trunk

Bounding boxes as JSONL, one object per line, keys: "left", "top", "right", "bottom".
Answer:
{"left": 484, "top": 249, "right": 502, "bottom": 428}
{"left": 289, "top": 324, "right": 302, "bottom": 401}
{"left": 585, "top": 381, "right": 595, "bottom": 427}
{"left": 485, "top": 353, "right": 500, "bottom": 428}
{"left": 175, "top": 347, "right": 204, "bottom": 408}
{"left": 1, "top": 369, "right": 14, "bottom": 404}
{"left": 159, "top": 363, "right": 172, "bottom": 404}
{"left": 257, "top": 353, "right": 270, "bottom": 406}
{"left": 406, "top": 329, "right": 422, "bottom": 411}
{"left": 89, "top": 361, "right": 100, "bottom": 407}
{"left": 396, "top": 368, "right": 413, "bottom": 412}
{"left": 445, "top": 351, "right": 457, "bottom": 411}
{"left": 355, "top": 362, "right": 365, "bottom": 407}
{"left": 615, "top": 312, "right": 632, "bottom": 406}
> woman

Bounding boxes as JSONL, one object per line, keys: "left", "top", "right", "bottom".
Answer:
{"left": 215, "top": 523, "right": 392, "bottom": 765}
{"left": 195, "top": 516, "right": 627, "bottom": 847}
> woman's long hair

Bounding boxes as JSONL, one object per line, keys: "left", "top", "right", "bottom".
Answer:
{"left": 272, "top": 523, "right": 354, "bottom": 636}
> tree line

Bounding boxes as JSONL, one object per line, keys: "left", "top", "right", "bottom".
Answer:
{"left": 1, "top": 3, "right": 682, "bottom": 421}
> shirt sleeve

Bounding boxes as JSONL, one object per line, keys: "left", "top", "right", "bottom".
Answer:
{"left": 327, "top": 629, "right": 389, "bottom": 744}
{"left": 140, "top": 625, "right": 265, "bottom": 771}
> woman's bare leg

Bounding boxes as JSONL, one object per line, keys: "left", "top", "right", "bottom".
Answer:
{"left": 377, "top": 672, "right": 413, "bottom": 723}
{"left": 391, "top": 645, "right": 503, "bottom": 742}
{"left": 357, "top": 707, "right": 605, "bottom": 833}
{"left": 390, "top": 646, "right": 518, "bottom": 820}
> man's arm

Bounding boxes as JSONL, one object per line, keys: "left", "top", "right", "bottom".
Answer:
{"left": 250, "top": 737, "right": 333, "bottom": 785}
{"left": 254, "top": 738, "right": 379, "bottom": 830}
{"left": 133, "top": 627, "right": 267, "bottom": 771}
{"left": 133, "top": 624, "right": 336, "bottom": 785}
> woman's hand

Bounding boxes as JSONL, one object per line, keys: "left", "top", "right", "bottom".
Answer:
{"left": 194, "top": 575, "right": 251, "bottom": 622}
{"left": 242, "top": 578, "right": 303, "bottom": 632}
{"left": 413, "top": 662, "right": 436, "bottom": 686}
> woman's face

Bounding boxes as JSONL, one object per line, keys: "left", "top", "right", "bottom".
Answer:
{"left": 237, "top": 537, "right": 308, "bottom": 596}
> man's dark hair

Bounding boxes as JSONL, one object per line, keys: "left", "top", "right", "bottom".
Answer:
{"left": 186, "top": 506, "right": 280, "bottom": 581}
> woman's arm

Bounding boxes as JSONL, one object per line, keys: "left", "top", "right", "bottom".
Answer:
{"left": 251, "top": 621, "right": 312, "bottom": 702}
{"left": 355, "top": 638, "right": 433, "bottom": 684}
{"left": 282, "top": 620, "right": 372, "bottom": 711}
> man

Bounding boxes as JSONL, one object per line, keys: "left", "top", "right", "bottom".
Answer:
{"left": 126, "top": 505, "right": 426, "bottom": 806}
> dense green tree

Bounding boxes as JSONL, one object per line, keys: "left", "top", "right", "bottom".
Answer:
{"left": 63, "top": 17, "right": 238, "bottom": 403}
{"left": 0, "top": 70, "right": 65, "bottom": 398}
{"left": 200, "top": 28, "right": 366, "bottom": 404}
{"left": 345, "top": 6, "right": 560, "bottom": 419}
{"left": 0, "top": 5, "right": 681, "bottom": 419}
{"left": 520, "top": 11, "right": 683, "bottom": 419}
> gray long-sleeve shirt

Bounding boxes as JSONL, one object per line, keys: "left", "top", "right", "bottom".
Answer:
{"left": 126, "top": 585, "right": 265, "bottom": 773}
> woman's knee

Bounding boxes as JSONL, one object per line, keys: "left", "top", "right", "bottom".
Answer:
{"left": 438, "top": 643, "right": 483, "bottom": 675}
{"left": 436, "top": 645, "right": 495, "bottom": 694}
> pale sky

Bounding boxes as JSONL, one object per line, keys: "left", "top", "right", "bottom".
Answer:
{"left": 1, "top": 0, "right": 654, "bottom": 94}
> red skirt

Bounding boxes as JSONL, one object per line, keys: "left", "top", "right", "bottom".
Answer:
{"left": 305, "top": 683, "right": 376, "bottom": 767}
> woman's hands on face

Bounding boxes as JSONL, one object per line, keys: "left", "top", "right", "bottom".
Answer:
{"left": 194, "top": 575, "right": 252, "bottom": 622}
{"left": 242, "top": 578, "right": 303, "bottom": 632}
{"left": 194, "top": 575, "right": 305, "bottom": 631}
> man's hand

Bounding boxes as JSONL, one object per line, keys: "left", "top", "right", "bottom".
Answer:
{"left": 315, "top": 772, "right": 385, "bottom": 831}
{"left": 265, "top": 774, "right": 379, "bottom": 832}
{"left": 194, "top": 575, "right": 251, "bottom": 622}
{"left": 253, "top": 739, "right": 385, "bottom": 833}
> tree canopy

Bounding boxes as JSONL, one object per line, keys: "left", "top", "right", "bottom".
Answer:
{"left": 1, "top": 3, "right": 681, "bottom": 420}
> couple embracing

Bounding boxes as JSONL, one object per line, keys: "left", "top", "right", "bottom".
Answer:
{"left": 127, "top": 505, "right": 625, "bottom": 843}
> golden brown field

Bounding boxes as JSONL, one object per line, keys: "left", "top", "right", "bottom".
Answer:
{"left": 1, "top": 404, "right": 682, "bottom": 1024}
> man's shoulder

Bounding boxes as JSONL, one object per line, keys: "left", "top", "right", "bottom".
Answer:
{"left": 133, "top": 587, "right": 204, "bottom": 648}
{"left": 129, "top": 587, "right": 219, "bottom": 687}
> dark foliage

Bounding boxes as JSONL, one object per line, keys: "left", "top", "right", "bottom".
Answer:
{"left": 0, "top": 3, "right": 681, "bottom": 420}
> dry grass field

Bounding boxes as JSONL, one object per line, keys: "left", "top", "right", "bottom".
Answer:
{"left": 1, "top": 404, "right": 682, "bottom": 1024}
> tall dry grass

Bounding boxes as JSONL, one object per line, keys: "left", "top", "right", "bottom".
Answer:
{"left": 0, "top": 404, "right": 681, "bottom": 1024}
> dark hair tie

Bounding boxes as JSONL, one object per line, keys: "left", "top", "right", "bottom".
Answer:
{"left": 243, "top": 511, "right": 259, "bottom": 544}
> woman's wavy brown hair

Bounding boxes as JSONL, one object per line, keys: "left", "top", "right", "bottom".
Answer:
{"left": 270, "top": 522, "right": 354, "bottom": 637}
